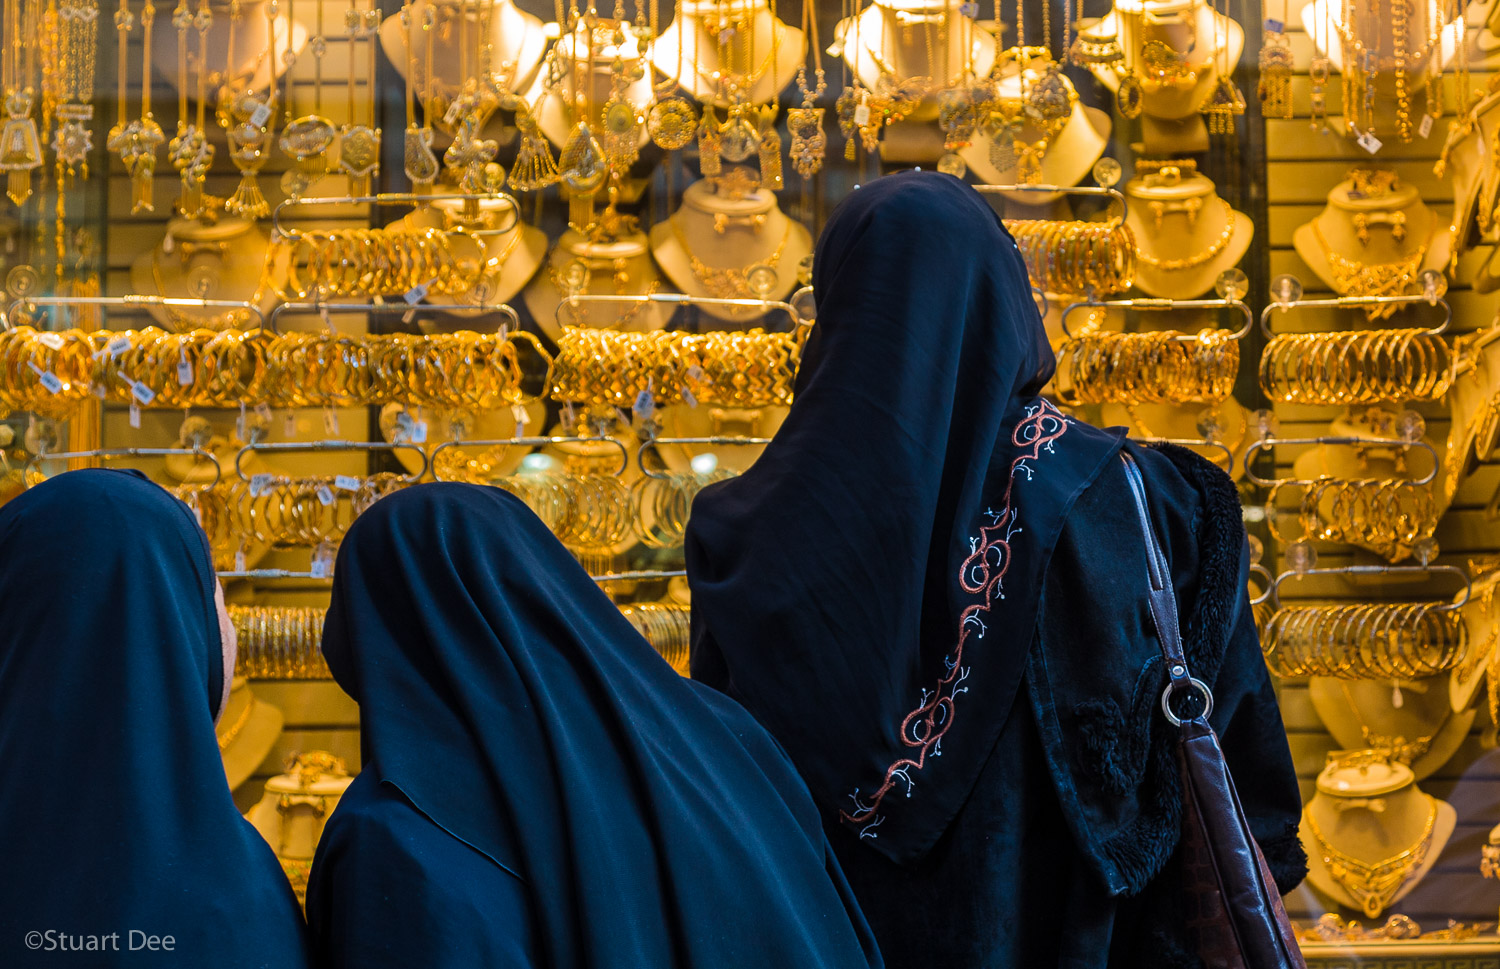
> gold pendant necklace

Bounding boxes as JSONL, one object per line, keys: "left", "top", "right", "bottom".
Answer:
{"left": 1311, "top": 220, "right": 1429, "bottom": 320}
{"left": 1305, "top": 795, "right": 1438, "bottom": 918}
{"left": 671, "top": 216, "right": 790, "bottom": 300}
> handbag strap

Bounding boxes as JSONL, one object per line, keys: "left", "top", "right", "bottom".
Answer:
{"left": 1120, "top": 451, "right": 1215, "bottom": 727}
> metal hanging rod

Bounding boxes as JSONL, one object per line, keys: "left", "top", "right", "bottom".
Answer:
{"left": 430, "top": 435, "right": 632, "bottom": 479}
{"left": 973, "top": 183, "right": 1130, "bottom": 220}
{"left": 637, "top": 433, "right": 771, "bottom": 480}
{"left": 1243, "top": 435, "right": 1439, "bottom": 487}
{"left": 1062, "top": 295, "right": 1260, "bottom": 342}
{"left": 1259, "top": 272, "right": 1451, "bottom": 337}
{"left": 271, "top": 191, "right": 521, "bottom": 238}
{"left": 24, "top": 446, "right": 223, "bottom": 488}
{"left": 235, "top": 440, "right": 430, "bottom": 482}
{"left": 556, "top": 289, "right": 814, "bottom": 332}
{"left": 3, "top": 295, "right": 266, "bottom": 330}
{"left": 269, "top": 299, "right": 522, "bottom": 333}
{"left": 1270, "top": 563, "right": 1471, "bottom": 611}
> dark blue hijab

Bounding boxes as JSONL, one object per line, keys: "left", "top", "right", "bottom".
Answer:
{"left": 0, "top": 469, "right": 311, "bottom": 968}
{"left": 686, "top": 172, "right": 1126, "bottom": 864}
{"left": 312, "top": 483, "right": 883, "bottom": 969}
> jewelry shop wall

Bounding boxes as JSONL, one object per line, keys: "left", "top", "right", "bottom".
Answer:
{"left": 6, "top": 0, "right": 1500, "bottom": 956}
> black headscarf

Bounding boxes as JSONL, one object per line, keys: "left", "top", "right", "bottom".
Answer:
{"left": 0, "top": 469, "right": 311, "bottom": 968}
{"left": 313, "top": 483, "right": 883, "bottom": 969}
{"left": 686, "top": 172, "right": 1126, "bottom": 864}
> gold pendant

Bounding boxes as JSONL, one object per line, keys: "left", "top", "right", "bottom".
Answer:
{"left": 1257, "top": 33, "right": 1294, "bottom": 120}
{"left": 168, "top": 123, "right": 213, "bottom": 216}
{"left": 787, "top": 107, "right": 826, "bottom": 179}
{"left": 1, "top": 92, "right": 43, "bottom": 206}
{"left": 698, "top": 107, "right": 723, "bottom": 177}
{"left": 507, "top": 101, "right": 560, "bottom": 191}
{"left": 1203, "top": 76, "right": 1247, "bottom": 136}
{"left": 758, "top": 124, "right": 783, "bottom": 191}
{"left": 403, "top": 124, "right": 440, "bottom": 190}
{"left": 338, "top": 124, "right": 380, "bottom": 196}
{"left": 647, "top": 96, "right": 697, "bottom": 151}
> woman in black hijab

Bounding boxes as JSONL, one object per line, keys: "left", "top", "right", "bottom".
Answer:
{"left": 0, "top": 469, "right": 311, "bottom": 968}
{"left": 305, "top": 483, "right": 883, "bottom": 969}
{"left": 685, "top": 172, "right": 1306, "bottom": 968}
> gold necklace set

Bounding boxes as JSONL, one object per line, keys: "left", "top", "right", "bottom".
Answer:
{"left": 1305, "top": 795, "right": 1439, "bottom": 918}
{"left": 671, "top": 215, "right": 790, "bottom": 299}
{"left": 1136, "top": 199, "right": 1238, "bottom": 271}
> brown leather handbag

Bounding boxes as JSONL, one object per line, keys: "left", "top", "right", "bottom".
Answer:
{"left": 1121, "top": 453, "right": 1307, "bottom": 969}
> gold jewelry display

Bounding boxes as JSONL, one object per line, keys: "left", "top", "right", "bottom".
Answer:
{"left": 1305, "top": 793, "right": 1439, "bottom": 918}
{"left": 1258, "top": 0, "right": 1293, "bottom": 118}
{"left": 221, "top": 0, "right": 280, "bottom": 218}
{"left": 338, "top": 0, "right": 381, "bottom": 195}
{"left": 53, "top": 0, "right": 100, "bottom": 182}
{"left": 619, "top": 601, "right": 690, "bottom": 671}
{"left": 1266, "top": 478, "right": 1438, "bottom": 562}
{"left": 1054, "top": 329, "right": 1239, "bottom": 406}
{"left": 230, "top": 605, "right": 332, "bottom": 678}
{"left": 107, "top": 0, "right": 166, "bottom": 213}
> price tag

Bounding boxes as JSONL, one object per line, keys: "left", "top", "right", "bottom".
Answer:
{"left": 511, "top": 403, "right": 530, "bottom": 430}
{"left": 107, "top": 335, "right": 132, "bottom": 357}
{"left": 249, "top": 472, "right": 273, "bottom": 497}
{"left": 394, "top": 410, "right": 415, "bottom": 440}
{"left": 633, "top": 388, "right": 655, "bottom": 417}
{"left": 686, "top": 364, "right": 705, "bottom": 383}
{"left": 411, "top": 420, "right": 428, "bottom": 444}
{"left": 682, "top": 386, "right": 699, "bottom": 409}
{"left": 254, "top": 402, "right": 273, "bottom": 422}
{"left": 177, "top": 353, "right": 194, "bottom": 386}
{"left": 284, "top": 412, "right": 297, "bottom": 438}
{"left": 403, "top": 280, "right": 431, "bottom": 305}
{"left": 1357, "top": 131, "right": 1382, "bottom": 154}
{"left": 237, "top": 402, "right": 247, "bottom": 441}
{"left": 335, "top": 473, "right": 360, "bottom": 491}
{"left": 131, "top": 380, "right": 156, "bottom": 405}
{"left": 959, "top": 0, "right": 978, "bottom": 16}
{"left": 562, "top": 402, "right": 577, "bottom": 428}
{"left": 250, "top": 103, "right": 272, "bottom": 126}
{"left": 129, "top": 401, "right": 141, "bottom": 428}
{"left": 1264, "top": 17, "right": 1283, "bottom": 32}
{"left": 36, "top": 331, "right": 65, "bottom": 350}
{"left": 27, "top": 361, "right": 63, "bottom": 394}
{"left": 316, "top": 483, "right": 336, "bottom": 506}
{"left": 323, "top": 408, "right": 340, "bottom": 436}
{"left": 310, "top": 557, "right": 330, "bottom": 579}
{"left": 234, "top": 547, "right": 247, "bottom": 572}
{"left": 1419, "top": 114, "right": 1434, "bottom": 139}
{"left": 853, "top": 104, "right": 871, "bottom": 126}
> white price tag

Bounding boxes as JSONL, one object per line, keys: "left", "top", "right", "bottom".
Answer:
{"left": 129, "top": 401, "right": 141, "bottom": 428}
{"left": 316, "top": 484, "right": 336, "bottom": 506}
{"left": 310, "top": 558, "right": 330, "bottom": 579}
{"left": 562, "top": 402, "right": 577, "bottom": 427}
{"left": 1419, "top": 114, "right": 1434, "bottom": 139}
{"left": 323, "top": 408, "right": 340, "bottom": 436}
{"left": 1357, "top": 131, "right": 1382, "bottom": 154}
{"left": 959, "top": 0, "right": 978, "bottom": 16}
{"left": 682, "top": 386, "right": 698, "bottom": 408}
{"left": 685, "top": 364, "right": 705, "bottom": 383}
{"left": 237, "top": 403, "right": 247, "bottom": 441}
{"left": 234, "top": 547, "right": 247, "bottom": 572}
{"left": 411, "top": 420, "right": 428, "bottom": 444}
{"left": 853, "top": 104, "right": 871, "bottom": 126}
{"left": 254, "top": 402, "right": 273, "bottom": 422}
{"left": 249, "top": 472, "right": 273, "bottom": 497}
{"left": 28, "top": 361, "right": 62, "bottom": 394}
{"left": 403, "top": 280, "right": 431, "bottom": 305}
{"left": 177, "top": 354, "right": 194, "bottom": 386}
{"left": 1264, "top": 17, "right": 1283, "bottom": 32}
{"left": 107, "top": 335, "right": 132, "bottom": 357}
{"left": 283, "top": 413, "right": 297, "bottom": 438}
{"left": 511, "top": 403, "right": 529, "bottom": 430}
{"left": 131, "top": 380, "right": 156, "bottom": 405}
{"left": 250, "top": 103, "right": 272, "bottom": 126}
{"left": 335, "top": 474, "right": 360, "bottom": 491}
{"left": 36, "top": 332, "right": 65, "bottom": 350}
{"left": 633, "top": 388, "right": 655, "bottom": 417}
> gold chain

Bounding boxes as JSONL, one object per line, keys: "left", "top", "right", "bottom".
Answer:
{"left": 671, "top": 217, "right": 790, "bottom": 299}
{"left": 1136, "top": 200, "right": 1237, "bottom": 271}
{"left": 1305, "top": 795, "right": 1439, "bottom": 919}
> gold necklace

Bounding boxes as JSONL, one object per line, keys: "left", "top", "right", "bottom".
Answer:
{"left": 1336, "top": 681, "right": 1438, "bottom": 764}
{"left": 671, "top": 216, "right": 790, "bottom": 299}
{"left": 216, "top": 694, "right": 256, "bottom": 751}
{"left": 1136, "top": 200, "right": 1238, "bottom": 271}
{"left": 1311, "top": 220, "right": 1429, "bottom": 319}
{"left": 1305, "top": 795, "right": 1438, "bottom": 918}
{"left": 549, "top": 251, "right": 661, "bottom": 326}
{"left": 149, "top": 245, "right": 261, "bottom": 331}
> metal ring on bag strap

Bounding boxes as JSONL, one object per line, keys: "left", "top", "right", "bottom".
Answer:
{"left": 1161, "top": 677, "right": 1215, "bottom": 727}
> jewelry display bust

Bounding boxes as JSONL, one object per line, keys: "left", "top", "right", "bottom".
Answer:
{"left": 396, "top": 196, "right": 548, "bottom": 320}
{"left": 155, "top": 0, "right": 308, "bottom": 97}
{"left": 1300, "top": 756, "right": 1455, "bottom": 918}
{"left": 525, "top": 225, "right": 672, "bottom": 339}
{"left": 380, "top": 0, "right": 548, "bottom": 95}
{"left": 523, "top": 20, "right": 654, "bottom": 151}
{"left": 130, "top": 215, "right": 279, "bottom": 330}
{"left": 1308, "top": 675, "right": 1475, "bottom": 782}
{"left": 1124, "top": 161, "right": 1251, "bottom": 298}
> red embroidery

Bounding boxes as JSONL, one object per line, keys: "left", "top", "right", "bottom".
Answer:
{"left": 841, "top": 399, "right": 1071, "bottom": 837}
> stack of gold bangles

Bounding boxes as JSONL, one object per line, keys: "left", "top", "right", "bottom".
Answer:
{"left": 1053, "top": 329, "right": 1239, "bottom": 405}
{"left": 618, "top": 602, "right": 691, "bottom": 672}
{"left": 229, "top": 605, "right": 331, "bottom": 679}
{"left": 1267, "top": 478, "right": 1438, "bottom": 563}
{"left": 277, "top": 226, "right": 497, "bottom": 301}
{"left": 491, "top": 472, "right": 634, "bottom": 551}
{"left": 176, "top": 474, "right": 408, "bottom": 554}
{"left": 551, "top": 328, "right": 803, "bottom": 409}
{"left": 631, "top": 470, "right": 737, "bottom": 549}
{"left": 1259, "top": 330, "right": 1453, "bottom": 404}
{"left": 1003, "top": 218, "right": 1137, "bottom": 297}
{"left": 0, "top": 326, "right": 100, "bottom": 416}
{"left": 1, "top": 327, "right": 549, "bottom": 412}
{"left": 1261, "top": 601, "right": 1467, "bottom": 678}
